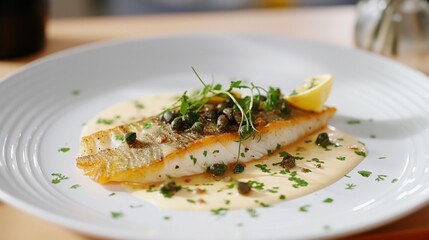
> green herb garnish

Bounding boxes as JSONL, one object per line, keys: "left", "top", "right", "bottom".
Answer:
{"left": 254, "top": 163, "right": 271, "bottom": 173}
{"left": 51, "top": 173, "right": 68, "bottom": 184}
{"left": 162, "top": 67, "right": 290, "bottom": 161}
{"left": 247, "top": 180, "right": 265, "bottom": 190}
{"left": 111, "top": 211, "right": 123, "bottom": 219}
{"left": 211, "top": 208, "right": 228, "bottom": 216}
{"left": 347, "top": 119, "right": 361, "bottom": 125}
{"left": 97, "top": 118, "right": 114, "bottom": 125}
{"left": 160, "top": 180, "right": 181, "bottom": 198}
{"left": 134, "top": 101, "right": 145, "bottom": 109}
{"left": 190, "top": 155, "right": 197, "bottom": 165}
{"left": 355, "top": 151, "right": 367, "bottom": 157}
{"left": 247, "top": 208, "right": 258, "bottom": 218}
{"left": 58, "top": 147, "right": 70, "bottom": 153}
{"left": 358, "top": 170, "right": 372, "bottom": 177}
{"left": 299, "top": 205, "right": 310, "bottom": 212}
{"left": 375, "top": 175, "right": 387, "bottom": 181}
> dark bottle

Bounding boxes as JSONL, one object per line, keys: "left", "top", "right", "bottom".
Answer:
{"left": 0, "top": 0, "right": 48, "bottom": 59}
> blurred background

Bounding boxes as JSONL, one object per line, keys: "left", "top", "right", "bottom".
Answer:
{"left": 50, "top": 0, "right": 359, "bottom": 18}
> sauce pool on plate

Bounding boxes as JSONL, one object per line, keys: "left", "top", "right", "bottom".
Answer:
{"left": 81, "top": 94, "right": 366, "bottom": 211}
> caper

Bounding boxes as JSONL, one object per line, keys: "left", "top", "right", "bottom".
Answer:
{"left": 162, "top": 111, "right": 176, "bottom": 124}
{"left": 225, "top": 98, "right": 234, "bottom": 107}
{"left": 315, "top": 132, "right": 331, "bottom": 147}
{"left": 171, "top": 117, "right": 184, "bottom": 131}
{"left": 222, "top": 107, "right": 234, "bottom": 122}
{"left": 190, "top": 122, "right": 204, "bottom": 132}
{"left": 237, "top": 181, "right": 251, "bottom": 195}
{"left": 216, "top": 102, "right": 228, "bottom": 112}
{"left": 280, "top": 152, "right": 296, "bottom": 169}
{"left": 233, "top": 109, "right": 242, "bottom": 124}
{"left": 257, "top": 95, "right": 267, "bottom": 101}
{"left": 280, "top": 101, "right": 291, "bottom": 116}
{"left": 182, "top": 111, "right": 199, "bottom": 128}
{"left": 205, "top": 109, "right": 218, "bottom": 123}
{"left": 208, "top": 163, "right": 227, "bottom": 177}
{"left": 233, "top": 163, "right": 245, "bottom": 174}
{"left": 217, "top": 114, "right": 229, "bottom": 130}
{"left": 203, "top": 104, "right": 215, "bottom": 112}
{"left": 125, "top": 132, "right": 137, "bottom": 144}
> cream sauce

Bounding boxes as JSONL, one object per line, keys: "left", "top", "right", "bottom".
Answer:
{"left": 81, "top": 94, "right": 366, "bottom": 211}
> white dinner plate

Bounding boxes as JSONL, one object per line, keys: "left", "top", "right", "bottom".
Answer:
{"left": 1, "top": 34, "right": 429, "bottom": 239}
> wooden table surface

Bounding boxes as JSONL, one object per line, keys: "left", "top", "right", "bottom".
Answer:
{"left": 1, "top": 5, "right": 429, "bottom": 239}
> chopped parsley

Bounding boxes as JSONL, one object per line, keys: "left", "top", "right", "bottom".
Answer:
{"left": 299, "top": 205, "right": 310, "bottom": 212}
{"left": 70, "top": 184, "right": 80, "bottom": 189}
{"left": 279, "top": 194, "right": 286, "bottom": 200}
{"left": 323, "top": 198, "right": 334, "bottom": 203}
{"left": 71, "top": 89, "right": 80, "bottom": 96}
{"left": 141, "top": 122, "right": 152, "bottom": 129}
{"left": 279, "top": 169, "right": 290, "bottom": 175}
{"left": 288, "top": 171, "right": 308, "bottom": 188}
{"left": 203, "top": 150, "right": 208, "bottom": 157}
{"left": 345, "top": 183, "right": 356, "bottom": 190}
{"left": 57, "top": 147, "right": 70, "bottom": 153}
{"left": 355, "top": 151, "right": 367, "bottom": 157}
{"left": 186, "top": 199, "right": 196, "bottom": 204}
{"left": 134, "top": 101, "right": 145, "bottom": 109}
{"left": 190, "top": 155, "right": 197, "bottom": 165}
{"left": 51, "top": 173, "right": 68, "bottom": 184}
{"left": 375, "top": 175, "right": 387, "bottom": 181}
{"left": 115, "top": 135, "right": 124, "bottom": 141}
{"left": 255, "top": 200, "right": 270, "bottom": 208}
{"left": 311, "top": 158, "right": 324, "bottom": 163}
{"left": 211, "top": 208, "right": 228, "bottom": 216}
{"left": 247, "top": 208, "right": 258, "bottom": 218}
{"left": 97, "top": 118, "right": 114, "bottom": 125}
{"left": 160, "top": 180, "right": 181, "bottom": 198}
{"left": 111, "top": 211, "right": 123, "bottom": 219}
{"left": 254, "top": 163, "right": 271, "bottom": 173}
{"left": 336, "top": 156, "right": 346, "bottom": 161}
{"left": 247, "top": 180, "right": 264, "bottom": 190}
{"left": 357, "top": 170, "right": 372, "bottom": 177}
{"left": 347, "top": 119, "right": 361, "bottom": 125}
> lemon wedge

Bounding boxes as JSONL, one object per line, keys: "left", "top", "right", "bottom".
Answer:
{"left": 285, "top": 74, "right": 333, "bottom": 112}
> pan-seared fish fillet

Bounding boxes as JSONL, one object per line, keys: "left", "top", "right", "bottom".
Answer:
{"left": 77, "top": 107, "right": 336, "bottom": 184}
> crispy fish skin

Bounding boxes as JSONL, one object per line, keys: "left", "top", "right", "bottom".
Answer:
{"left": 76, "top": 107, "right": 336, "bottom": 184}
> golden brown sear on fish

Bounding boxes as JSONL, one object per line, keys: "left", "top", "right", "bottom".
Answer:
{"left": 77, "top": 99, "right": 335, "bottom": 184}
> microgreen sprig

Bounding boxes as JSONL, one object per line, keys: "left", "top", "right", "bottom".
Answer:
{"left": 162, "top": 67, "right": 286, "bottom": 160}
{"left": 191, "top": 68, "right": 264, "bottom": 160}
